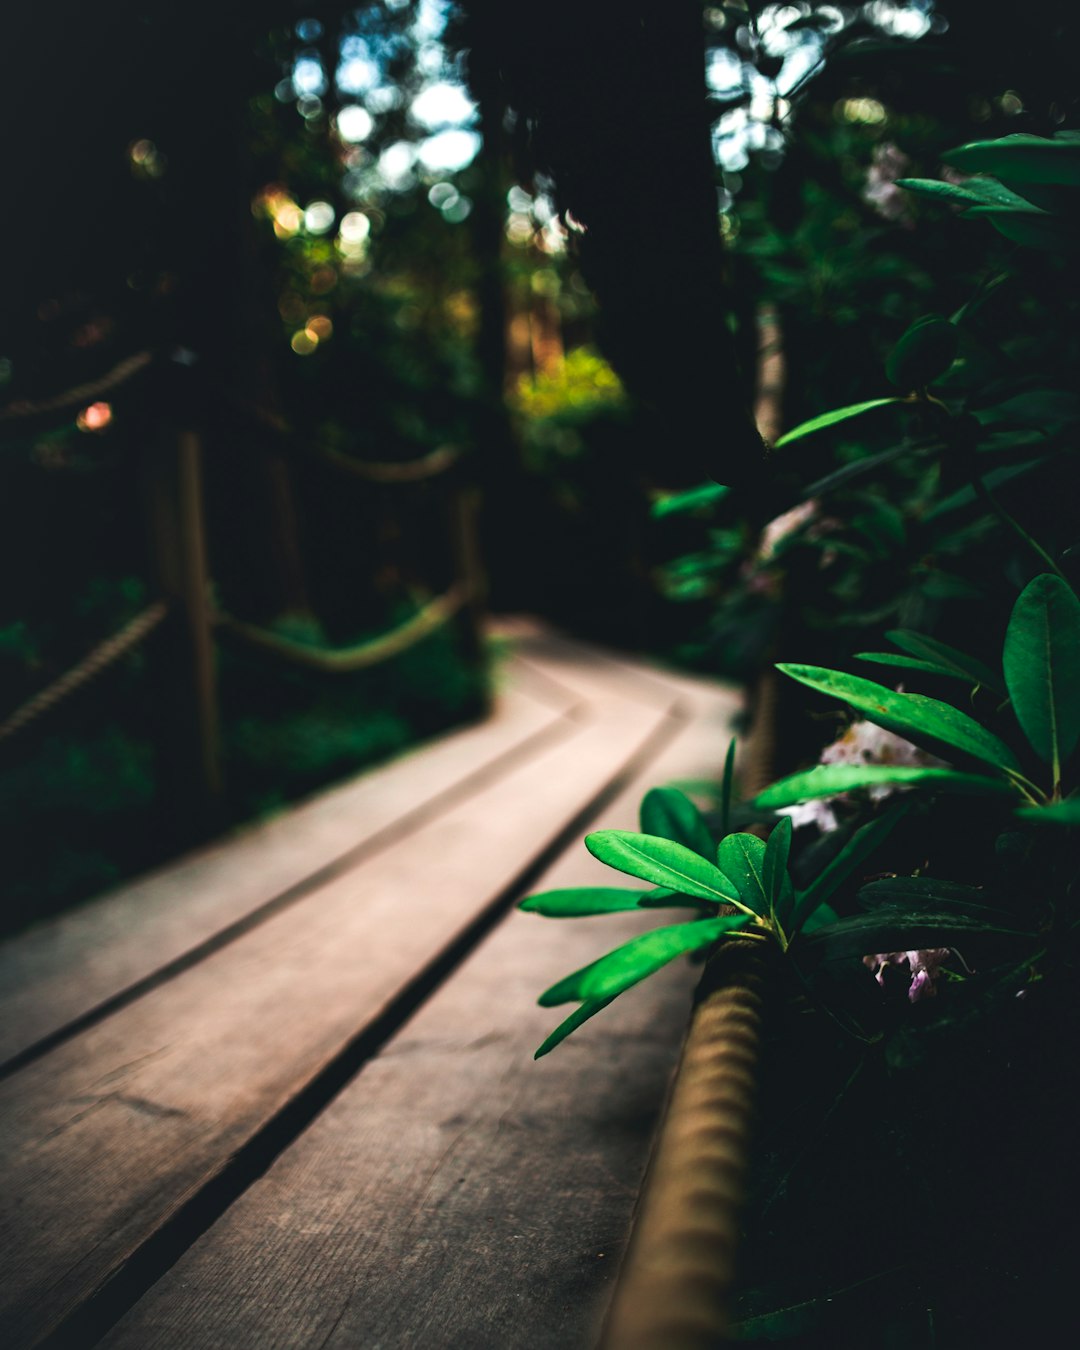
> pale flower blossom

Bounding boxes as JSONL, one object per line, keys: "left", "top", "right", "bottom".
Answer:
{"left": 863, "top": 142, "right": 915, "bottom": 224}
{"left": 779, "top": 719, "right": 945, "bottom": 833}
{"left": 864, "top": 948, "right": 951, "bottom": 1002}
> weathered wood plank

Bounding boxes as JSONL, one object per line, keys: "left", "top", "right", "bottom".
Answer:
{"left": 0, "top": 664, "right": 572, "bottom": 1071}
{"left": 0, "top": 656, "right": 682, "bottom": 1348}
{"left": 99, "top": 676, "right": 741, "bottom": 1350}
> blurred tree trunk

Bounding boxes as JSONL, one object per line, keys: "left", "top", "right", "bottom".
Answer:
{"left": 460, "top": 0, "right": 769, "bottom": 492}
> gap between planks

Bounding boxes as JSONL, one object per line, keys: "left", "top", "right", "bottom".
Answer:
{"left": 98, "top": 667, "right": 742, "bottom": 1350}
{"left": 0, "top": 640, "right": 724, "bottom": 1349}
{"left": 0, "top": 659, "right": 576, "bottom": 1076}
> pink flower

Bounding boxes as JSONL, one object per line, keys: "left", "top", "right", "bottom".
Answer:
{"left": 863, "top": 143, "right": 915, "bottom": 225}
{"left": 863, "top": 948, "right": 951, "bottom": 1002}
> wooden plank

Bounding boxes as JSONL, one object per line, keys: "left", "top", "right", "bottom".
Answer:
{"left": 0, "top": 665, "right": 572, "bottom": 1071}
{"left": 100, "top": 674, "right": 741, "bottom": 1349}
{"left": 0, "top": 653, "right": 681, "bottom": 1348}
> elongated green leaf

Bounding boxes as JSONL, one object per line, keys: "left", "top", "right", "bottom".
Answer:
{"left": 763, "top": 816, "right": 794, "bottom": 924}
{"left": 804, "top": 439, "right": 932, "bottom": 498}
{"left": 585, "top": 830, "right": 742, "bottom": 904}
{"left": 801, "top": 911, "right": 1029, "bottom": 963}
{"left": 944, "top": 133, "right": 1080, "bottom": 185}
{"left": 637, "top": 887, "right": 714, "bottom": 913}
{"left": 896, "top": 174, "right": 1043, "bottom": 210}
{"left": 856, "top": 652, "right": 961, "bottom": 679}
{"left": 720, "top": 737, "right": 737, "bottom": 837}
{"left": 534, "top": 996, "right": 616, "bottom": 1059}
{"left": 776, "top": 664, "right": 1021, "bottom": 773}
{"left": 640, "top": 786, "right": 715, "bottom": 860}
{"left": 1003, "top": 574, "right": 1080, "bottom": 776}
{"left": 886, "top": 316, "right": 959, "bottom": 390}
{"left": 790, "top": 806, "right": 909, "bottom": 935}
{"left": 1016, "top": 798, "right": 1080, "bottom": 825}
{"left": 800, "top": 901, "right": 839, "bottom": 934}
{"left": 754, "top": 764, "right": 1015, "bottom": 811}
{"left": 717, "top": 833, "right": 769, "bottom": 916}
{"left": 858, "top": 877, "right": 1017, "bottom": 919}
{"left": 538, "top": 915, "right": 751, "bottom": 1007}
{"left": 774, "top": 397, "right": 903, "bottom": 449}
{"left": 651, "top": 481, "right": 730, "bottom": 519}
{"left": 895, "top": 176, "right": 990, "bottom": 207}
{"left": 885, "top": 630, "right": 1006, "bottom": 697}
{"left": 962, "top": 208, "right": 1076, "bottom": 251}
{"left": 521, "top": 887, "right": 666, "bottom": 918}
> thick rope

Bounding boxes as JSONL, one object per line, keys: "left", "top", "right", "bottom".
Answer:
{"left": 214, "top": 584, "right": 466, "bottom": 673}
{"left": 598, "top": 672, "right": 779, "bottom": 1350}
{"left": 0, "top": 601, "right": 169, "bottom": 744}
{"left": 229, "top": 399, "right": 462, "bottom": 484}
{"left": 600, "top": 313, "right": 786, "bottom": 1347}
{"left": 0, "top": 353, "right": 153, "bottom": 423}
{"left": 598, "top": 943, "right": 770, "bottom": 1350}
{"left": 312, "top": 441, "right": 461, "bottom": 483}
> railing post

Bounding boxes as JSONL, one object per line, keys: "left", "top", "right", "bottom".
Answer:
{"left": 448, "top": 479, "right": 489, "bottom": 688}
{"left": 142, "top": 407, "right": 222, "bottom": 839}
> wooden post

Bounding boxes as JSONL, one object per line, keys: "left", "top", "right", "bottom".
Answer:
{"left": 447, "top": 481, "right": 489, "bottom": 696}
{"left": 142, "top": 420, "right": 222, "bottom": 839}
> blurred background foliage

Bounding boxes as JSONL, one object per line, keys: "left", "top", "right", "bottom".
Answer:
{"left": 1, "top": 0, "right": 1076, "bottom": 931}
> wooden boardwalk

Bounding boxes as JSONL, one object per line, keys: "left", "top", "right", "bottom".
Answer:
{"left": 0, "top": 626, "right": 742, "bottom": 1349}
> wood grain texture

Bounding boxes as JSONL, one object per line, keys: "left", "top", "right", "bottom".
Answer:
{"left": 99, "top": 675, "right": 741, "bottom": 1350}
{"left": 0, "top": 663, "right": 571, "bottom": 1070}
{"left": 0, "top": 651, "right": 688, "bottom": 1348}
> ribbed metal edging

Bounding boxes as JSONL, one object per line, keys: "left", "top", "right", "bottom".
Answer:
{"left": 598, "top": 672, "right": 779, "bottom": 1350}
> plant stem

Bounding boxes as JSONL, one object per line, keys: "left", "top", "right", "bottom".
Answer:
{"left": 972, "top": 475, "right": 1068, "bottom": 583}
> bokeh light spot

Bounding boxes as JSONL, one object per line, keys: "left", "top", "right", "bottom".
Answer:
{"left": 304, "top": 200, "right": 336, "bottom": 234}
{"left": 336, "top": 105, "right": 374, "bottom": 143}
{"left": 76, "top": 402, "right": 113, "bottom": 432}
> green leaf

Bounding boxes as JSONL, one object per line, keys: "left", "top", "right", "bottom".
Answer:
{"left": 640, "top": 786, "right": 715, "bottom": 860}
{"left": 885, "top": 630, "right": 1006, "bottom": 697}
{"left": 776, "top": 664, "right": 1021, "bottom": 773}
{"left": 962, "top": 208, "right": 1076, "bottom": 251}
{"left": 753, "top": 764, "right": 1017, "bottom": 810}
{"left": 1003, "top": 574, "right": 1080, "bottom": 777}
{"left": 804, "top": 439, "right": 932, "bottom": 498}
{"left": 924, "top": 459, "right": 1045, "bottom": 519}
{"left": 651, "top": 481, "right": 730, "bottom": 519}
{"left": 858, "top": 876, "right": 1018, "bottom": 919}
{"left": 773, "top": 397, "right": 904, "bottom": 449}
{"left": 584, "top": 830, "right": 743, "bottom": 905}
{"left": 944, "top": 133, "right": 1080, "bottom": 186}
{"left": 720, "top": 737, "right": 737, "bottom": 838}
{"left": 897, "top": 174, "right": 1044, "bottom": 210}
{"left": 790, "top": 806, "right": 909, "bottom": 936}
{"left": 521, "top": 887, "right": 673, "bottom": 918}
{"left": 885, "top": 315, "right": 959, "bottom": 390}
{"left": 856, "top": 651, "right": 962, "bottom": 679}
{"left": 534, "top": 996, "right": 616, "bottom": 1059}
{"left": 801, "top": 911, "right": 1027, "bottom": 963}
{"left": 1016, "top": 798, "right": 1080, "bottom": 825}
{"left": 763, "top": 816, "right": 795, "bottom": 925}
{"left": 717, "top": 832, "right": 769, "bottom": 915}
{"left": 895, "top": 176, "right": 991, "bottom": 207}
{"left": 637, "top": 887, "right": 715, "bottom": 913}
{"left": 800, "top": 901, "right": 839, "bottom": 934}
{"left": 538, "top": 915, "right": 751, "bottom": 1007}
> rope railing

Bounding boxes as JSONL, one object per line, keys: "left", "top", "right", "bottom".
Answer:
{"left": 311, "top": 441, "right": 461, "bottom": 483}
{"left": 213, "top": 583, "right": 467, "bottom": 673}
{"left": 1, "top": 354, "right": 484, "bottom": 808}
{"left": 228, "top": 396, "right": 464, "bottom": 484}
{"left": 0, "top": 600, "right": 170, "bottom": 745}
{"left": 0, "top": 352, "right": 153, "bottom": 423}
